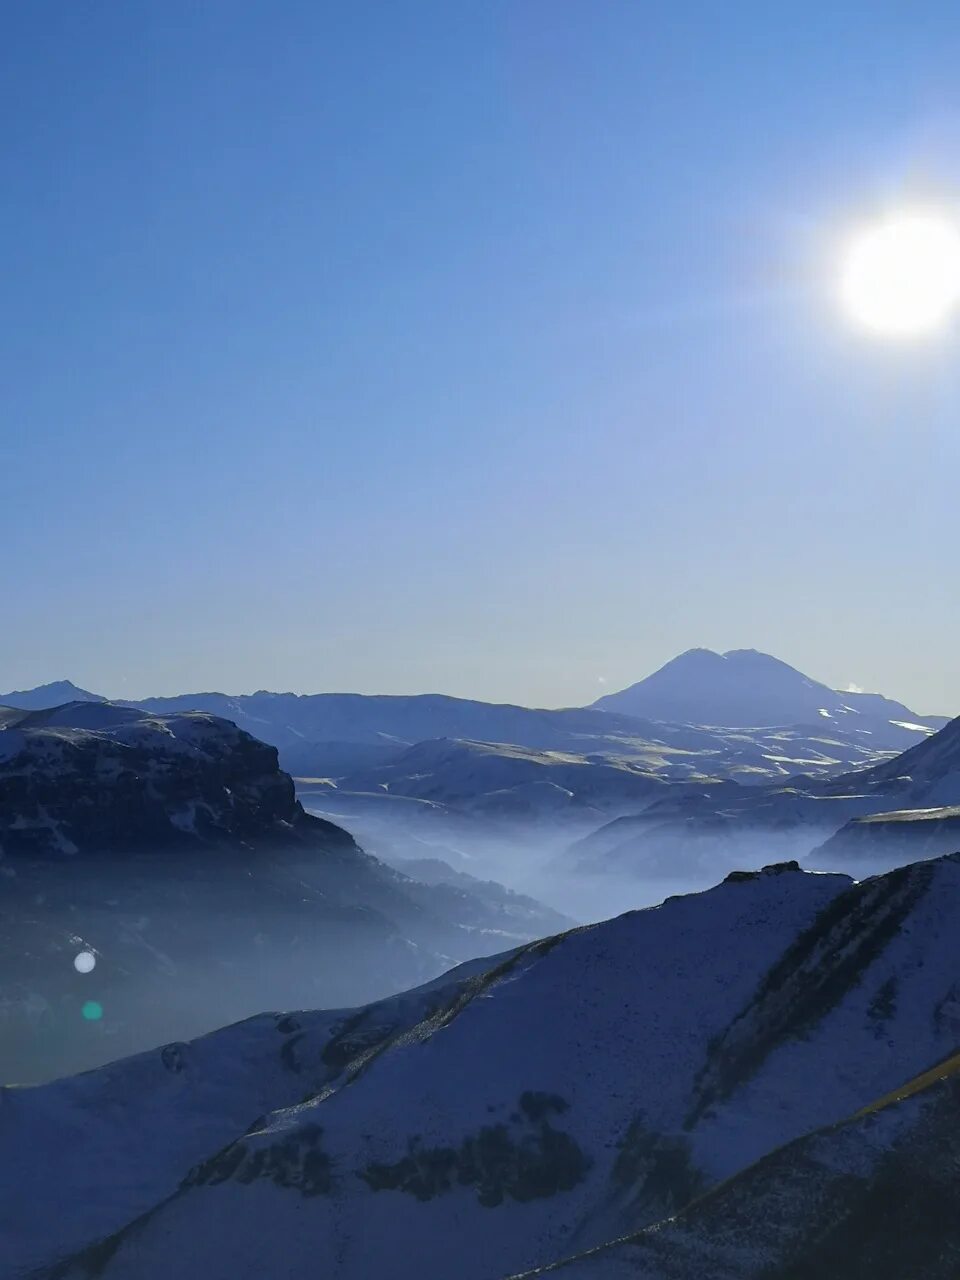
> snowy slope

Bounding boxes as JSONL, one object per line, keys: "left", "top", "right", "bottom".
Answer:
{"left": 22, "top": 855, "right": 960, "bottom": 1280}
{"left": 825, "top": 710, "right": 960, "bottom": 806}
{"left": 0, "top": 955, "right": 504, "bottom": 1277}
{"left": 512, "top": 1053, "right": 960, "bottom": 1279}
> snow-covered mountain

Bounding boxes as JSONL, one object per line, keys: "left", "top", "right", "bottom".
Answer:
{"left": 825, "top": 705, "right": 960, "bottom": 806}
{"left": 567, "top": 713, "right": 960, "bottom": 883}
{"left": 10, "top": 854, "right": 960, "bottom": 1280}
{"left": 592, "top": 647, "right": 945, "bottom": 732}
{"left": 0, "top": 705, "right": 567, "bottom": 1083}
{"left": 802, "top": 713, "right": 960, "bottom": 871}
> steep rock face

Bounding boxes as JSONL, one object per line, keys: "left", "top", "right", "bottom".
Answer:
{"left": 17, "top": 856, "right": 960, "bottom": 1280}
{"left": 0, "top": 703, "right": 304, "bottom": 856}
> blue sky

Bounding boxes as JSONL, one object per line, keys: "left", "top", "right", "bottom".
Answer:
{"left": 2, "top": 1, "right": 959, "bottom": 712}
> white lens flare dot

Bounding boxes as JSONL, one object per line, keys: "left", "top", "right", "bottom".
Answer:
{"left": 74, "top": 950, "right": 97, "bottom": 974}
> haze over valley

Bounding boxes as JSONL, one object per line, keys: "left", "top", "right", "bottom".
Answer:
{"left": 2, "top": 646, "right": 957, "bottom": 1085}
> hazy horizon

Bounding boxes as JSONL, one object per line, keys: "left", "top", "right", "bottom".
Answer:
{"left": 3, "top": 641, "right": 953, "bottom": 718}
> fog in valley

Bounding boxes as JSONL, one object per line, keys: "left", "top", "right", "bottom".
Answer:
{"left": 4, "top": 720, "right": 941, "bottom": 1088}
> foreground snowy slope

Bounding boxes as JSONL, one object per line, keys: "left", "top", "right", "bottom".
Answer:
{"left": 513, "top": 1051, "right": 960, "bottom": 1279}
{"left": 0, "top": 955, "right": 502, "bottom": 1277}
{"left": 20, "top": 854, "right": 960, "bottom": 1280}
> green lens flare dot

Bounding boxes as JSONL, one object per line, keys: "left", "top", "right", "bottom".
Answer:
{"left": 82, "top": 1000, "right": 103, "bottom": 1021}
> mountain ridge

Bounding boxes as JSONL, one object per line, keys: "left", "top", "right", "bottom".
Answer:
{"left": 3, "top": 651, "right": 945, "bottom": 792}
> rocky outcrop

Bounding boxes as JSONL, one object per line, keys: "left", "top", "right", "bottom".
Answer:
{"left": 0, "top": 703, "right": 312, "bottom": 857}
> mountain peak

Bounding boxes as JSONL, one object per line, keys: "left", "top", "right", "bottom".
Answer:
{"left": 592, "top": 647, "right": 829, "bottom": 726}
{"left": 666, "top": 646, "right": 724, "bottom": 664}
{"left": 591, "top": 647, "right": 930, "bottom": 729}
{"left": 0, "top": 679, "right": 106, "bottom": 709}
{"left": 722, "top": 647, "right": 794, "bottom": 666}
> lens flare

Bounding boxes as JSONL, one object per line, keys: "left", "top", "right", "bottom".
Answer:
{"left": 839, "top": 209, "right": 960, "bottom": 337}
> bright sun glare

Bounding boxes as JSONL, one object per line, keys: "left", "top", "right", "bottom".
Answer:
{"left": 839, "top": 209, "right": 960, "bottom": 338}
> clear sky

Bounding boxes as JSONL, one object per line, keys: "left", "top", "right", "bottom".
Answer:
{"left": 2, "top": 2, "right": 959, "bottom": 714}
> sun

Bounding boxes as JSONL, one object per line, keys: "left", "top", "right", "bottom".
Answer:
{"left": 838, "top": 209, "right": 960, "bottom": 338}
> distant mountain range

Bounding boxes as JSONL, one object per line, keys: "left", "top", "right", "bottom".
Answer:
{"left": 7, "top": 853, "right": 960, "bottom": 1279}
{"left": 7, "top": 650, "right": 947, "bottom": 733}
{"left": 1, "top": 649, "right": 949, "bottom": 794}
{"left": 2, "top": 651, "right": 956, "bottom": 900}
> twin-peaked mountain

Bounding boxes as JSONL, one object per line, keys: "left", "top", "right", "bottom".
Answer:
{"left": 4, "top": 854, "right": 960, "bottom": 1279}
{"left": 592, "top": 646, "right": 945, "bottom": 731}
